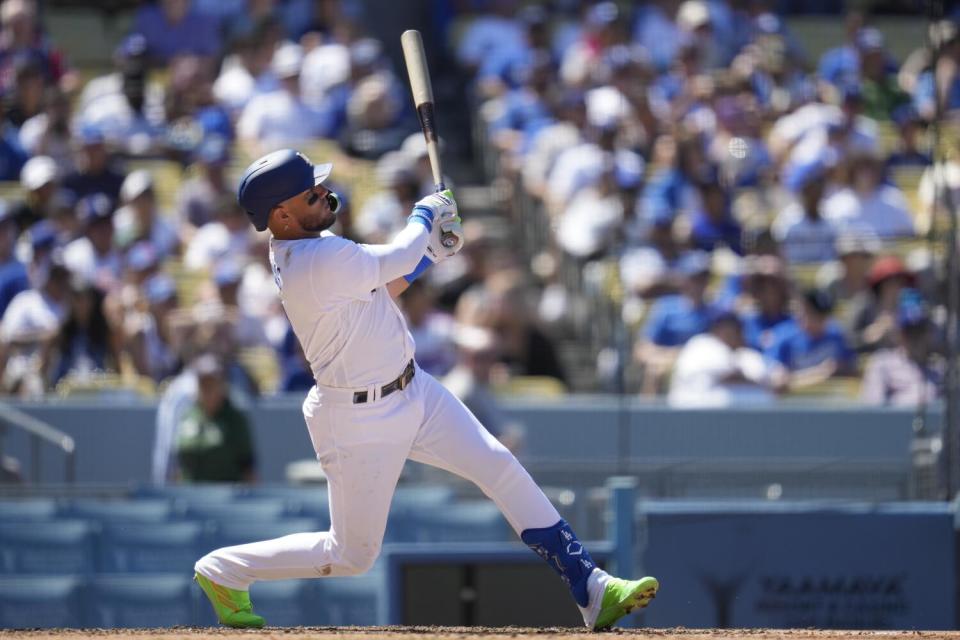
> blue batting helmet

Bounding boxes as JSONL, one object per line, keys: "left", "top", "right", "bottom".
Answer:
{"left": 237, "top": 149, "right": 333, "bottom": 232}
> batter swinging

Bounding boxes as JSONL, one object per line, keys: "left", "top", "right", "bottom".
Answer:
{"left": 193, "top": 149, "right": 659, "bottom": 630}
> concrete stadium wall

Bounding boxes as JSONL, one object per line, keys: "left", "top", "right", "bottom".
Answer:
{"left": 0, "top": 397, "right": 936, "bottom": 499}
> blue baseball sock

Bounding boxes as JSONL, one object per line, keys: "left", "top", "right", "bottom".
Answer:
{"left": 521, "top": 519, "right": 596, "bottom": 607}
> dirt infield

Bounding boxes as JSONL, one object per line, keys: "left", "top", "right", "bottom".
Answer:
{"left": 3, "top": 628, "right": 960, "bottom": 640}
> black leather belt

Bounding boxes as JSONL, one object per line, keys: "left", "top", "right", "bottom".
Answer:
{"left": 353, "top": 360, "right": 415, "bottom": 404}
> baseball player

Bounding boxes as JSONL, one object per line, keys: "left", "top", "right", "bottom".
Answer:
{"left": 193, "top": 149, "right": 659, "bottom": 630}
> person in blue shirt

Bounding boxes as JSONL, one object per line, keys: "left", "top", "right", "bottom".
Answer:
{"left": 636, "top": 251, "right": 718, "bottom": 394}
{"left": 741, "top": 256, "right": 796, "bottom": 353}
{"left": 690, "top": 174, "right": 743, "bottom": 255}
{"left": 767, "top": 288, "right": 857, "bottom": 389}
{"left": 132, "top": 0, "right": 221, "bottom": 66}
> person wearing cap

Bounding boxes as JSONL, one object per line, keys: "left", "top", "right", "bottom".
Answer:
{"left": 822, "top": 151, "right": 914, "bottom": 239}
{"left": 10, "top": 154, "right": 58, "bottom": 232}
{"left": 851, "top": 254, "right": 916, "bottom": 353}
{"left": 772, "top": 154, "right": 839, "bottom": 264}
{"left": 486, "top": 49, "right": 556, "bottom": 163}
{"left": 132, "top": 0, "right": 221, "bottom": 65}
{"left": 174, "top": 353, "right": 257, "bottom": 483}
{"left": 63, "top": 193, "right": 122, "bottom": 293}
{"left": 202, "top": 257, "right": 270, "bottom": 349}
{"left": 237, "top": 42, "right": 323, "bottom": 157}
{"left": 113, "top": 169, "right": 178, "bottom": 260}
{"left": 0, "top": 201, "right": 28, "bottom": 317}
{"left": 766, "top": 288, "right": 856, "bottom": 389}
{"left": 560, "top": 0, "right": 628, "bottom": 87}
{"left": 195, "top": 148, "right": 658, "bottom": 631}
{"left": 0, "top": 256, "right": 69, "bottom": 395}
{"left": 61, "top": 124, "right": 126, "bottom": 206}
{"left": 668, "top": 307, "right": 779, "bottom": 408}
{"left": 636, "top": 250, "right": 720, "bottom": 394}
{"left": 860, "top": 288, "right": 943, "bottom": 406}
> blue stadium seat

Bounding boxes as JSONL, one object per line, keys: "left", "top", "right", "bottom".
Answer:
{"left": 402, "top": 501, "right": 511, "bottom": 543}
{"left": 312, "top": 574, "right": 383, "bottom": 625}
{"left": 99, "top": 522, "right": 206, "bottom": 573}
{"left": 185, "top": 498, "right": 286, "bottom": 523}
{"left": 64, "top": 499, "right": 173, "bottom": 524}
{"left": 134, "top": 484, "right": 237, "bottom": 509}
{"left": 0, "top": 521, "right": 96, "bottom": 574}
{"left": 389, "top": 485, "right": 456, "bottom": 515}
{"left": 247, "top": 580, "right": 312, "bottom": 627}
{"left": 87, "top": 574, "right": 196, "bottom": 628}
{"left": 211, "top": 518, "right": 320, "bottom": 550}
{"left": 0, "top": 576, "right": 83, "bottom": 628}
{"left": 243, "top": 484, "right": 330, "bottom": 522}
{"left": 0, "top": 498, "right": 57, "bottom": 521}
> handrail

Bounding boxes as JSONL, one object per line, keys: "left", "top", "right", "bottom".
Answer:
{"left": 0, "top": 402, "right": 75, "bottom": 482}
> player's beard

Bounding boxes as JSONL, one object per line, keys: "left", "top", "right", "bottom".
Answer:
{"left": 300, "top": 206, "right": 337, "bottom": 233}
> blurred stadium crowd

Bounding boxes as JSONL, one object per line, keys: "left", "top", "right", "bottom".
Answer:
{"left": 0, "top": 0, "right": 956, "bottom": 414}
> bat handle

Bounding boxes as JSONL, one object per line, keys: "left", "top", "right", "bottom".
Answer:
{"left": 434, "top": 182, "right": 446, "bottom": 193}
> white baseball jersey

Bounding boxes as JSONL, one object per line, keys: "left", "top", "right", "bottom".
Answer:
{"left": 269, "top": 231, "right": 415, "bottom": 388}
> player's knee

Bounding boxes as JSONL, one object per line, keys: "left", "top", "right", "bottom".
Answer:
{"left": 336, "top": 540, "right": 381, "bottom": 575}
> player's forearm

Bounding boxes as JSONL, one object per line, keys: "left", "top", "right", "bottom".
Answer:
{"left": 363, "top": 221, "right": 429, "bottom": 284}
{"left": 386, "top": 278, "right": 411, "bottom": 298}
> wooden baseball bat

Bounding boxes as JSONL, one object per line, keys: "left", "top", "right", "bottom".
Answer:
{"left": 401, "top": 29, "right": 445, "bottom": 193}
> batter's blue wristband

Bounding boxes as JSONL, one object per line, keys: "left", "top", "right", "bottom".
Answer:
{"left": 403, "top": 256, "right": 433, "bottom": 283}
{"left": 408, "top": 206, "right": 434, "bottom": 232}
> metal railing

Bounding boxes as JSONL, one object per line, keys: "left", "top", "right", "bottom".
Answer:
{"left": 0, "top": 402, "right": 75, "bottom": 482}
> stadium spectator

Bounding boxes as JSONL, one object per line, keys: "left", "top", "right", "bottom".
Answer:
{"left": 113, "top": 170, "right": 179, "bottom": 260}
{"left": 237, "top": 42, "right": 322, "bottom": 156}
{"left": 5, "top": 55, "right": 45, "bottom": 128}
{"left": 184, "top": 195, "right": 253, "bottom": 271}
{"left": 668, "top": 309, "right": 779, "bottom": 407}
{"left": 772, "top": 156, "right": 839, "bottom": 264}
{"left": 51, "top": 275, "right": 116, "bottom": 385}
{"left": 767, "top": 288, "right": 856, "bottom": 389}
{"left": 689, "top": 174, "right": 743, "bottom": 255}
{"left": 400, "top": 280, "right": 455, "bottom": 377}
{"left": 442, "top": 323, "right": 522, "bottom": 450}
{"left": 0, "top": 0, "right": 75, "bottom": 93}
{"left": 176, "top": 135, "right": 233, "bottom": 235}
{"left": 164, "top": 56, "right": 233, "bottom": 158}
{"left": 636, "top": 251, "right": 718, "bottom": 394}
{"left": 822, "top": 152, "right": 914, "bottom": 238}
{"left": 132, "top": 0, "right": 221, "bottom": 65}
{"left": 741, "top": 256, "right": 795, "bottom": 352}
{"left": 0, "top": 203, "right": 28, "bottom": 317}
{"left": 860, "top": 289, "right": 943, "bottom": 406}
{"left": 852, "top": 255, "right": 916, "bottom": 353}
{"left": 61, "top": 125, "right": 125, "bottom": 206}
{"left": 174, "top": 353, "right": 257, "bottom": 483}
{"left": 886, "top": 105, "right": 931, "bottom": 169}
{"left": 619, "top": 212, "right": 685, "bottom": 300}
{"left": 62, "top": 194, "right": 121, "bottom": 293}
{"left": 11, "top": 154, "right": 58, "bottom": 232}
{"left": 0, "top": 258, "right": 69, "bottom": 396}
{"left": 212, "top": 21, "right": 281, "bottom": 116}
{"left": 205, "top": 259, "right": 271, "bottom": 350}
{"left": 912, "top": 20, "right": 960, "bottom": 119}
{"left": 455, "top": 0, "right": 525, "bottom": 76}
{"left": 19, "top": 86, "right": 73, "bottom": 171}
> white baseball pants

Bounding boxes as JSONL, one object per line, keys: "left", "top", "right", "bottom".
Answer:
{"left": 195, "top": 367, "right": 561, "bottom": 589}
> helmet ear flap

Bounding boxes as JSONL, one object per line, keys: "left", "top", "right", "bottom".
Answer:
{"left": 326, "top": 191, "right": 342, "bottom": 214}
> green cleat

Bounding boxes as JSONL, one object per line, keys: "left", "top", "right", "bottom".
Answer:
{"left": 593, "top": 575, "right": 659, "bottom": 631}
{"left": 194, "top": 572, "right": 266, "bottom": 629}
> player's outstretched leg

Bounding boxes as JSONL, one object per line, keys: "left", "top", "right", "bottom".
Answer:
{"left": 520, "top": 519, "right": 659, "bottom": 630}
{"left": 408, "top": 372, "right": 659, "bottom": 629}
{"left": 194, "top": 572, "right": 265, "bottom": 628}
